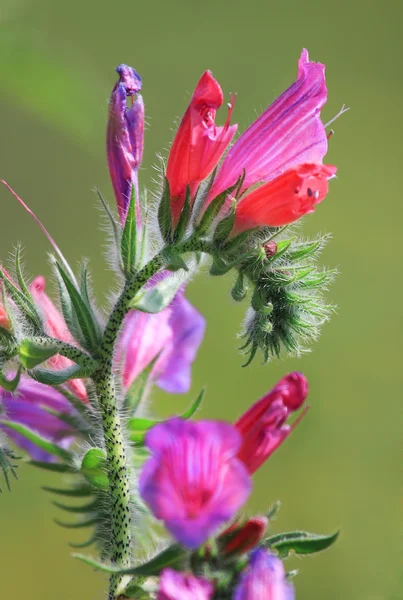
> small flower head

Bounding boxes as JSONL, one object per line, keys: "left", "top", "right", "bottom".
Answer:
{"left": 158, "top": 569, "right": 214, "bottom": 600}
{"left": 235, "top": 372, "right": 308, "bottom": 473}
{"left": 139, "top": 418, "right": 251, "bottom": 548}
{"left": 107, "top": 64, "right": 144, "bottom": 223}
{"left": 167, "top": 70, "right": 237, "bottom": 226}
{"left": 233, "top": 549, "right": 294, "bottom": 600}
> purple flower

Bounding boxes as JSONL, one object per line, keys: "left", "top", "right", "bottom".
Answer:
{"left": 158, "top": 569, "right": 214, "bottom": 600}
{"left": 139, "top": 418, "right": 252, "bottom": 548}
{"left": 0, "top": 377, "right": 75, "bottom": 462}
{"left": 118, "top": 289, "right": 205, "bottom": 394}
{"left": 233, "top": 549, "right": 295, "bottom": 600}
{"left": 106, "top": 64, "right": 144, "bottom": 224}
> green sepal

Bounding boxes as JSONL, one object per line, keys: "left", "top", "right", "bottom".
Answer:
{"left": 286, "top": 237, "right": 327, "bottom": 262}
{"left": 181, "top": 388, "right": 205, "bottom": 419}
{"left": 163, "top": 249, "right": 189, "bottom": 272}
{"left": 42, "top": 485, "right": 93, "bottom": 497}
{"left": 121, "top": 186, "right": 138, "bottom": 276}
{"left": 19, "top": 338, "right": 60, "bottom": 369}
{"left": 0, "top": 446, "right": 19, "bottom": 492}
{"left": 0, "top": 268, "right": 42, "bottom": 331}
{"left": 231, "top": 272, "right": 248, "bottom": 302}
{"left": 209, "top": 253, "right": 249, "bottom": 277}
{"left": 73, "top": 543, "right": 187, "bottom": 576}
{"left": 130, "top": 276, "right": 184, "bottom": 313}
{"left": 213, "top": 198, "right": 236, "bottom": 245}
{"left": 266, "top": 500, "right": 281, "bottom": 521}
{"left": 54, "top": 260, "right": 102, "bottom": 354}
{"left": 173, "top": 186, "right": 191, "bottom": 242}
{"left": 158, "top": 177, "right": 173, "bottom": 243}
{"left": 14, "top": 245, "right": 33, "bottom": 301}
{"left": 196, "top": 175, "right": 242, "bottom": 237}
{"left": 264, "top": 530, "right": 340, "bottom": 557}
{"left": 0, "top": 420, "right": 72, "bottom": 461}
{"left": 29, "top": 460, "right": 77, "bottom": 473}
{"left": 0, "top": 366, "right": 21, "bottom": 392}
{"left": 123, "top": 355, "right": 159, "bottom": 414}
{"left": 122, "top": 583, "right": 150, "bottom": 599}
{"left": 31, "top": 364, "right": 89, "bottom": 386}
{"left": 80, "top": 448, "right": 109, "bottom": 490}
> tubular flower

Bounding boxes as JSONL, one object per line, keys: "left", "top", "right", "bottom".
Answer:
{"left": 166, "top": 70, "right": 237, "bottom": 226}
{"left": 139, "top": 418, "right": 251, "bottom": 548}
{"left": 158, "top": 569, "right": 214, "bottom": 600}
{"left": 219, "top": 516, "right": 268, "bottom": 556}
{"left": 30, "top": 276, "right": 88, "bottom": 402}
{"left": 0, "top": 377, "right": 75, "bottom": 462}
{"left": 235, "top": 372, "right": 308, "bottom": 474}
{"left": 233, "top": 549, "right": 294, "bottom": 600}
{"left": 106, "top": 64, "right": 144, "bottom": 224}
{"left": 117, "top": 288, "right": 205, "bottom": 394}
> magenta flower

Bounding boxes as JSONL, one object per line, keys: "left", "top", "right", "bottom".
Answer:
{"left": 233, "top": 549, "right": 294, "bottom": 600}
{"left": 0, "top": 377, "right": 75, "bottom": 462}
{"left": 106, "top": 64, "right": 144, "bottom": 224}
{"left": 139, "top": 418, "right": 251, "bottom": 548}
{"left": 118, "top": 288, "right": 205, "bottom": 394}
{"left": 235, "top": 372, "right": 308, "bottom": 474}
{"left": 158, "top": 569, "right": 214, "bottom": 600}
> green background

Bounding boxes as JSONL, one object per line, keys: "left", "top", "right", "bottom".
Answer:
{"left": 0, "top": 0, "right": 401, "bottom": 598}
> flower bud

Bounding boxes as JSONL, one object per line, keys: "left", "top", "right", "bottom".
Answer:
{"left": 263, "top": 240, "right": 278, "bottom": 259}
{"left": 219, "top": 516, "right": 268, "bottom": 556}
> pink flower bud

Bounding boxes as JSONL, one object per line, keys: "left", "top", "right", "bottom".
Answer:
{"left": 219, "top": 516, "right": 268, "bottom": 556}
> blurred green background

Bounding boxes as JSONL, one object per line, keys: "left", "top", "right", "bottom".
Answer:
{"left": 0, "top": 0, "right": 401, "bottom": 598}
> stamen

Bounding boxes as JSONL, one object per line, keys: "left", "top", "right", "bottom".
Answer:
{"left": 314, "top": 190, "right": 320, "bottom": 200}
{"left": 324, "top": 104, "right": 350, "bottom": 129}
{"left": 327, "top": 129, "right": 334, "bottom": 140}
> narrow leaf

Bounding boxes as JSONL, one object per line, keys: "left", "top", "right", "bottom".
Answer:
{"left": 123, "top": 355, "right": 160, "bottom": 414}
{"left": 0, "top": 420, "right": 72, "bottom": 461}
{"left": 19, "top": 338, "right": 59, "bottom": 369}
{"left": 31, "top": 364, "right": 89, "bottom": 386}
{"left": 181, "top": 388, "right": 205, "bottom": 419}
{"left": 55, "top": 518, "right": 98, "bottom": 529}
{"left": 213, "top": 199, "right": 236, "bottom": 245}
{"left": 121, "top": 186, "right": 137, "bottom": 276}
{"left": 53, "top": 500, "right": 98, "bottom": 514}
{"left": 0, "top": 268, "right": 41, "bottom": 330}
{"left": 265, "top": 530, "right": 340, "bottom": 557}
{"left": 174, "top": 186, "right": 191, "bottom": 242}
{"left": 196, "top": 178, "right": 239, "bottom": 236}
{"left": 42, "top": 485, "right": 93, "bottom": 497}
{"left": 130, "top": 276, "right": 184, "bottom": 313}
{"left": 0, "top": 367, "right": 21, "bottom": 392}
{"left": 29, "top": 461, "right": 77, "bottom": 473}
{"left": 158, "top": 177, "right": 172, "bottom": 243}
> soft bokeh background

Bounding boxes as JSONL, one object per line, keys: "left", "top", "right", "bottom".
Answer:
{"left": 0, "top": 0, "right": 401, "bottom": 598}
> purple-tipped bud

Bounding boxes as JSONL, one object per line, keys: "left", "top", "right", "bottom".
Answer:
{"left": 107, "top": 64, "right": 144, "bottom": 224}
{"left": 158, "top": 569, "right": 214, "bottom": 600}
{"left": 233, "top": 549, "right": 295, "bottom": 600}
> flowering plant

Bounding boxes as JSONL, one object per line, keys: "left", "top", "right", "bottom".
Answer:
{"left": 0, "top": 49, "right": 346, "bottom": 599}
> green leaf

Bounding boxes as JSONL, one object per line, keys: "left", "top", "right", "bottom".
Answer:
{"left": 73, "top": 543, "right": 187, "bottom": 576}
{"left": 0, "top": 420, "right": 72, "bottom": 461}
{"left": 95, "top": 188, "right": 122, "bottom": 261}
{"left": 31, "top": 364, "right": 89, "bottom": 386}
{"left": 55, "top": 518, "right": 98, "bottom": 529}
{"left": 265, "top": 530, "right": 340, "bottom": 557}
{"left": 14, "top": 245, "right": 33, "bottom": 301}
{"left": 42, "top": 485, "right": 93, "bottom": 497}
{"left": 80, "top": 448, "right": 109, "bottom": 490}
{"left": 163, "top": 249, "right": 189, "bottom": 272}
{"left": 174, "top": 186, "right": 192, "bottom": 242}
{"left": 127, "top": 417, "right": 156, "bottom": 444}
{"left": 0, "top": 268, "right": 42, "bottom": 331}
{"left": 181, "top": 388, "right": 205, "bottom": 419}
{"left": 0, "top": 367, "right": 21, "bottom": 392}
{"left": 213, "top": 199, "right": 236, "bottom": 245}
{"left": 231, "top": 272, "right": 248, "bottom": 302}
{"left": 19, "top": 338, "right": 59, "bottom": 369}
{"left": 123, "top": 355, "right": 159, "bottom": 414}
{"left": 53, "top": 262, "right": 86, "bottom": 348}
{"left": 29, "top": 460, "right": 77, "bottom": 473}
{"left": 0, "top": 446, "right": 19, "bottom": 492}
{"left": 122, "top": 583, "right": 150, "bottom": 599}
{"left": 158, "top": 177, "right": 173, "bottom": 243}
{"left": 196, "top": 176, "right": 241, "bottom": 236}
{"left": 55, "top": 261, "right": 102, "bottom": 354}
{"left": 121, "top": 186, "right": 138, "bottom": 276}
{"left": 287, "top": 239, "right": 323, "bottom": 262}
{"left": 53, "top": 500, "right": 98, "bottom": 514}
{"left": 130, "top": 276, "right": 184, "bottom": 314}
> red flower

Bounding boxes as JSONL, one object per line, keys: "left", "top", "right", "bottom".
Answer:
{"left": 166, "top": 71, "right": 237, "bottom": 226}
{"left": 219, "top": 516, "right": 268, "bottom": 556}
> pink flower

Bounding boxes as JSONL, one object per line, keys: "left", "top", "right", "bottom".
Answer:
{"left": 139, "top": 418, "right": 251, "bottom": 548}
{"left": 30, "top": 276, "right": 88, "bottom": 402}
{"left": 235, "top": 372, "right": 308, "bottom": 474}
{"left": 166, "top": 71, "right": 237, "bottom": 226}
{"left": 233, "top": 549, "right": 294, "bottom": 600}
{"left": 0, "top": 305, "right": 11, "bottom": 330}
{"left": 158, "top": 569, "right": 214, "bottom": 600}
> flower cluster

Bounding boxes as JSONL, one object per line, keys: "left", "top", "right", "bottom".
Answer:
{"left": 0, "top": 48, "right": 343, "bottom": 599}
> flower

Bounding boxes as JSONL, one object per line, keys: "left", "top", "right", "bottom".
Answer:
{"left": 0, "top": 304, "right": 11, "bottom": 330}
{"left": 206, "top": 49, "right": 336, "bottom": 230}
{"left": 158, "top": 569, "right": 214, "bottom": 600}
{"left": 106, "top": 64, "right": 144, "bottom": 224}
{"left": 166, "top": 70, "right": 237, "bottom": 226}
{"left": 139, "top": 418, "right": 251, "bottom": 548}
{"left": 30, "top": 276, "right": 88, "bottom": 402}
{"left": 235, "top": 372, "right": 308, "bottom": 474}
{"left": 219, "top": 516, "right": 268, "bottom": 556}
{"left": 0, "top": 377, "right": 75, "bottom": 462}
{"left": 233, "top": 549, "right": 294, "bottom": 600}
{"left": 117, "top": 288, "right": 205, "bottom": 394}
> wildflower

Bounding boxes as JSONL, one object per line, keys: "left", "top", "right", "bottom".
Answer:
{"left": 0, "top": 377, "right": 75, "bottom": 462}
{"left": 118, "top": 288, "right": 205, "bottom": 394}
{"left": 0, "top": 305, "right": 11, "bottom": 330}
{"left": 233, "top": 548, "right": 294, "bottom": 600}
{"left": 139, "top": 418, "right": 251, "bottom": 548}
{"left": 219, "top": 516, "right": 268, "bottom": 556}
{"left": 106, "top": 64, "right": 144, "bottom": 223}
{"left": 158, "top": 568, "right": 214, "bottom": 600}
{"left": 235, "top": 372, "right": 308, "bottom": 473}
{"left": 166, "top": 70, "right": 237, "bottom": 226}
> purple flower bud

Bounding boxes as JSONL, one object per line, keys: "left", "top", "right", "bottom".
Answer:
{"left": 139, "top": 418, "right": 252, "bottom": 548}
{"left": 233, "top": 549, "right": 295, "bottom": 600}
{"left": 158, "top": 569, "right": 214, "bottom": 600}
{"left": 0, "top": 377, "right": 76, "bottom": 462}
{"left": 106, "top": 64, "right": 144, "bottom": 224}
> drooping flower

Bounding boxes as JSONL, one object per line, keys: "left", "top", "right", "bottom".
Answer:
{"left": 107, "top": 64, "right": 144, "bottom": 224}
{"left": 30, "top": 276, "right": 88, "bottom": 402}
{"left": 158, "top": 568, "right": 214, "bottom": 600}
{"left": 219, "top": 516, "right": 268, "bottom": 556}
{"left": 0, "top": 377, "right": 75, "bottom": 462}
{"left": 118, "top": 288, "right": 205, "bottom": 394}
{"left": 166, "top": 70, "right": 237, "bottom": 226}
{"left": 205, "top": 49, "right": 336, "bottom": 230}
{"left": 235, "top": 372, "right": 308, "bottom": 474}
{"left": 233, "top": 549, "right": 294, "bottom": 600}
{"left": 139, "top": 418, "right": 251, "bottom": 548}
